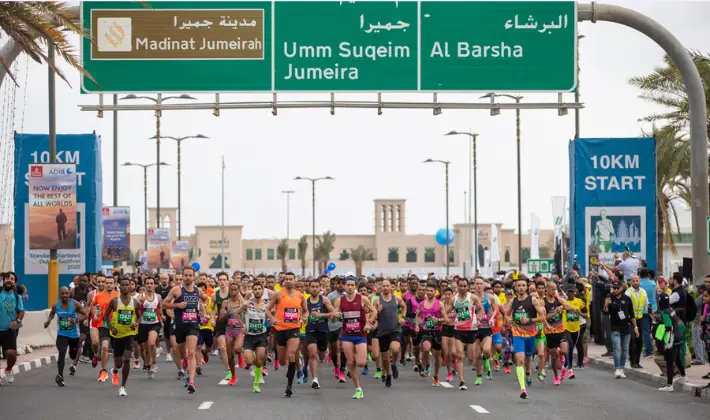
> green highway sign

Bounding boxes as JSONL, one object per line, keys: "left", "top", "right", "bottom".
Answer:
{"left": 528, "top": 258, "right": 554, "bottom": 275}
{"left": 81, "top": 1, "right": 576, "bottom": 93}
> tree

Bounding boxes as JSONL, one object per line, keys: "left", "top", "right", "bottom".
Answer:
{"left": 277, "top": 239, "right": 289, "bottom": 273}
{"left": 298, "top": 235, "right": 309, "bottom": 276}
{"left": 350, "top": 245, "right": 372, "bottom": 277}
{"left": 0, "top": 1, "right": 97, "bottom": 87}
{"left": 645, "top": 125, "right": 690, "bottom": 271}
{"left": 315, "top": 231, "right": 336, "bottom": 273}
{"left": 629, "top": 52, "right": 710, "bottom": 136}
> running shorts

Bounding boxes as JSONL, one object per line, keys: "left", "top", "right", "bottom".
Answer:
{"left": 137, "top": 323, "right": 161, "bottom": 344}
{"left": 112, "top": 335, "right": 135, "bottom": 357}
{"left": 442, "top": 325, "right": 456, "bottom": 338}
{"left": 198, "top": 330, "right": 214, "bottom": 348}
{"left": 0, "top": 329, "right": 17, "bottom": 352}
{"left": 243, "top": 332, "right": 269, "bottom": 351}
{"left": 98, "top": 327, "right": 111, "bottom": 342}
{"left": 340, "top": 335, "right": 367, "bottom": 346}
{"left": 546, "top": 333, "right": 566, "bottom": 349}
{"left": 327, "top": 328, "right": 341, "bottom": 344}
{"left": 491, "top": 332, "right": 503, "bottom": 346}
{"left": 513, "top": 336, "right": 536, "bottom": 357}
{"left": 421, "top": 330, "right": 442, "bottom": 351}
{"left": 275, "top": 328, "right": 300, "bottom": 347}
{"left": 535, "top": 335, "right": 547, "bottom": 348}
{"left": 174, "top": 324, "right": 200, "bottom": 345}
{"left": 377, "top": 330, "right": 402, "bottom": 353}
{"left": 455, "top": 330, "right": 477, "bottom": 345}
{"left": 476, "top": 328, "right": 492, "bottom": 342}
{"left": 162, "top": 317, "right": 172, "bottom": 339}
{"left": 306, "top": 331, "right": 328, "bottom": 352}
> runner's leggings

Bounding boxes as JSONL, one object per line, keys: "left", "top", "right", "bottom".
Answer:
{"left": 56, "top": 336, "right": 79, "bottom": 376}
{"left": 664, "top": 344, "right": 685, "bottom": 386}
{"left": 566, "top": 328, "right": 585, "bottom": 369}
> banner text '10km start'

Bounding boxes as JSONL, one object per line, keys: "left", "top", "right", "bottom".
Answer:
{"left": 81, "top": 1, "right": 577, "bottom": 93}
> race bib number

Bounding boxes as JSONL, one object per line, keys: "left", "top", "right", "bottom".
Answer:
{"left": 456, "top": 306, "right": 471, "bottom": 321}
{"left": 513, "top": 310, "right": 529, "bottom": 324}
{"left": 227, "top": 318, "right": 241, "bottom": 327}
{"left": 95, "top": 305, "right": 101, "bottom": 317}
{"left": 284, "top": 308, "right": 299, "bottom": 323}
{"left": 182, "top": 310, "right": 198, "bottom": 323}
{"left": 200, "top": 316, "right": 209, "bottom": 325}
{"left": 550, "top": 312, "right": 562, "bottom": 323}
{"left": 536, "top": 323, "right": 544, "bottom": 333}
{"left": 425, "top": 316, "right": 440, "bottom": 330}
{"left": 566, "top": 312, "right": 579, "bottom": 322}
{"left": 308, "top": 314, "right": 322, "bottom": 323}
{"left": 117, "top": 309, "right": 133, "bottom": 325}
{"left": 344, "top": 319, "right": 361, "bottom": 334}
{"left": 59, "top": 318, "right": 74, "bottom": 330}
{"left": 248, "top": 319, "right": 264, "bottom": 334}
{"left": 142, "top": 309, "right": 157, "bottom": 322}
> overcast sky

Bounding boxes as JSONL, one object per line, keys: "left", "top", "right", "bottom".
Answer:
{"left": 5, "top": 0, "right": 709, "bottom": 240}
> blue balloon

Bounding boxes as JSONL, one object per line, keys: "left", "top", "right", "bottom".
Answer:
{"left": 191, "top": 261, "right": 201, "bottom": 272}
{"left": 435, "top": 228, "right": 455, "bottom": 245}
{"left": 327, "top": 262, "right": 336, "bottom": 271}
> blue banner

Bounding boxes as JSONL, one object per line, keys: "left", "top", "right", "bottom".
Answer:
{"left": 569, "top": 137, "right": 657, "bottom": 275}
{"left": 14, "top": 133, "right": 103, "bottom": 310}
{"left": 102, "top": 207, "right": 130, "bottom": 262}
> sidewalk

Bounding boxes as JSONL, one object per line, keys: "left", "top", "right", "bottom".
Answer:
{"left": 587, "top": 343, "right": 710, "bottom": 400}
{"left": 2, "top": 345, "right": 59, "bottom": 377}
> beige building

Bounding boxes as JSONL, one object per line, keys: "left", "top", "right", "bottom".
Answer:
{"left": 129, "top": 200, "right": 556, "bottom": 276}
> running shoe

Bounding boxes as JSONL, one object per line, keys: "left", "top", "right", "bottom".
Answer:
{"left": 459, "top": 381, "right": 467, "bottom": 390}
{"left": 238, "top": 354, "right": 245, "bottom": 369}
{"left": 432, "top": 376, "right": 440, "bottom": 387}
{"left": 296, "top": 370, "right": 303, "bottom": 384}
{"left": 229, "top": 376, "right": 237, "bottom": 386}
{"left": 187, "top": 381, "right": 196, "bottom": 394}
{"left": 262, "top": 366, "right": 269, "bottom": 377}
{"left": 98, "top": 369, "right": 109, "bottom": 382}
{"left": 312, "top": 379, "right": 321, "bottom": 389}
{"left": 118, "top": 386, "right": 127, "bottom": 396}
{"left": 425, "top": 365, "right": 431, "bottom": 376}
{"left": 385, "top": 374, "right": 392, "bottom": 388}
{"left": 561, "top": 367, "right": 567, "bottom": 381}
{"left": 373, "top": 370, "right": 383, "bottom": 379}
{"left": 413, "top": 364, "right": 420, "bottom": 373}
{"left": 525, "top": 374, "right": 532, "bottom": 386}
{"left": 274, "top": 360, "right": 281, "bottom": 371}
{"left": 5, "top": 369, "right": 15, "bottom": 384}
{"left": 446, "top": 372, "right": 453, "bottom": 382}
{"left": 302, "top": 368, "right": 309, "bottom": 383}
{"left": 196, "top": 366, "right": 202, "bottom": 376}
{"left": 658, "top": 385, "right": 674, "bottom": 392}
{"left": 493, "top": 359, "right": 500, "bottom": 371}
{"left": 212, "top": 349, "right": 220, "bottom": 357}
{"left": 91, "top": 356, "right": 99, "bottom": 368}
{"left": 568, "top": 369, "right": 575, "bottom": 380}
{"left": 520, "top": 388, "right": 528, "bottom": 399}
{"left": 182, "top": 359, "right": 188, "bottom": 370}
{"left": 419, "top": 370, "right": 426, "bottom": 378}
{"left": 69, "top": 364, "right": 76, "bottom": 376}
{"left": 253, "top": 383, "right": 261, "bottom": 393}
{"left": 333, "top": 367, "right": 340, "bottom": 379}
{"left": 553, "top": 376, "right": 561, "bottom": 386}
{"left": 361, "top": 366, "right": 369, "bottom": 376}
{"left": 474, "top": 375, "right": 483, "bottom": 385}
{"left": 112, "top": 370, "right": 119, "bottom": 386}
{"left": 352, "top": 389, "right": 364, "bottom": 399}
{"left": 537, "top": 373, "right": 545, "bottom": 383}
{"left": 486, "top": 369, "right": 493, "bottom": 380}
{"left": 505, "top": 366, "right": 511, "bottom": 374}
{"left": 177, "top": 370, "right": 186, "bottom": 381}
{"left": 166, "top": 353, "right": 173, "bottom": 362}
{"left": 55, "top": 374, "right": 65, "bottom": 387}
{"left": 285, "top": 386, "right": 293, "bottom": 397}
{"left": 133, "top": 360, "right": 140, "bottom": 369}
{"left": 338, "top": 372, "right": 346, "bottom": 383}
{"left": 391, "top": 363, "right": 399, "bottom": 380}
{"left": 151, "top": 363, "right": 158, "bottom": 374}
{"left": 184, "top": 375, "right": 190, "bottom": 387}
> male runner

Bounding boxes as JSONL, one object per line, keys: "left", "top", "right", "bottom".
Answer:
{"left": 334, "top": 275, "right": 376, "bottom": 399}
{"left": 266, "top": 271, "right": 308, "bottom": 397}
{"left": 327, "top": 276, "right": 346, "bottom": 382}
{"left": 44, "top": 286, "right": 87, "bottom": 386}
{"left": 213, "top": 272, "right": 232, "bottom": 381}
{"left": 238, "top": 282, "right": 269, "bottom": 392}
{"left": 220, "top": 282, "right": 244, "bottom": 386}
{"left": 453, "top": 277, "right": 485, "bottom": 390}
{"left": 154, "top": 273, "right": 173, "bottom": 361}
{"left": 374, "top": 279, "right": 407, "bottom": 388}
{"left": 68, "top": 275, "right": 91, "bottom": 375}
{"left": 136, "top": 276, "right": 161, "bottom": 377}
{"left": 440, "top": 287, "right": 457, "bottom": 382}
{"left": 543, "top": 281, "right": 579, "bottom": 386}
{"left": 91, "top": 275, "right": 117, "bottom": 382}
{"left": 305, "top": 278, "right": 336, "bottom": 390}
{"left": 506, "top": 277, "right": 547, "bottom": 399}
{"left": 162, "top": 266, "right": 208, "bottom": 394}
{"left": 472, "top": 277, "right": 497, "bottom": 385}
{"left": 415, "top": 283, "right": 449, "bottom": 386}
{"left": 404, "top": 281, "right": 427, "bottom": 372}
{"left": 104, "top": 278, "right": 139, "bottom": 396}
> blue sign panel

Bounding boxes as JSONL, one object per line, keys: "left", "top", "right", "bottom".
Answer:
{"left": 14, "top": 133, "right": 103, "bottom": 310}
{"left": 569, "top": 137, "right": 657, "bottom": 274}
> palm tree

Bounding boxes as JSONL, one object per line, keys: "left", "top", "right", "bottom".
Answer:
{"left": 629, "top": 51, "right": 710, "bottom": 136}
{"left": 645, "top": 125, "right": 690, "bottom": 271}
{"left": 277, "top": 238, "right": 289, "bottom": 273}
{"left": 298, "top": 235, "right": 309, "bottom": 276}
{"left": 0, "top": 1, "right": 97, "bottom": 87}
{"left": 350, "top": 245, "right": 372, "bottom": 278}
{"left": 315, "top": 231, "right": 337, "bottom": 274}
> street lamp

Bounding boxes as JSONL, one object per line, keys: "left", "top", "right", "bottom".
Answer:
{"left": 122, "top": 161, "right": 170, "bottom": 250}
{"left": 121, "top": 94, "right": 196, "bottom": 229}
{"left": 281, "top": 190, "right": 295, "bottom": 239}
{"left": 423, "top": 159, "right": 451, "bottom": 276}
{"left": 294, "top": 176, "right": 334, "bottom": 276}
{"left": 481, "top": 93, "right": 523, "bottom": 271}
{"left": 151, "top": 133, "right": 209, "bottom": 239}
{"left": 445, "top": 130, "right": 480, "bottom": 276}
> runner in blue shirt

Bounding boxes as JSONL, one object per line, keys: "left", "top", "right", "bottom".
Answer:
{"left": 0, "top": 273, "right": 25, "bottom": 385}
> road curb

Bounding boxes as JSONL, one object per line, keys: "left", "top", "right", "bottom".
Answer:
{"left": 7, "top": 352, "right": 59, "bottom": 376}
{"left": 588, "top": 355, "right": 710, "bottom": 401}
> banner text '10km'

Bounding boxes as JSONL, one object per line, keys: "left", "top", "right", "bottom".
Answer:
{"left": 81, "top": 1, "right": 577, "bottom": 93}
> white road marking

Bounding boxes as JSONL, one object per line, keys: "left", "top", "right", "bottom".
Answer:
{"left": 198, "top": 401, "right": 214, "bottom": 410}
{"left": 440, "top": 381, "right": 453, "bottom": 388}
{"left": 218, "top": 379, "right": 229, "bottom": 385}
{"left": 470, "top": 405, "right": 489, "bottom": 414}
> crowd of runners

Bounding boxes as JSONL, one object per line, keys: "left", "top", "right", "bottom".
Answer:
{"left": 35, "top": 268, "right": 590, "bottom": 400}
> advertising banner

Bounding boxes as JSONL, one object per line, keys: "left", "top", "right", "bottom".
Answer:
{"left": 171, "top": 240, "right": 189, "bottom": 270}
{"left": 139, "top": 249, "right": 148, "bottom": 272}
{"left": 28, "top": 164, "right": 77, "bottom": 250}
{"left": 102, "top": 207, "right": 130, "bottom": 261}
{"left": 14, "top": 133, "right": 102, "bottom": 310}
{"left": 147, "top": 228, "right": 171, "bottom": 269}
{"left": 569, "top": 137, "right": 657, "bottom": 274}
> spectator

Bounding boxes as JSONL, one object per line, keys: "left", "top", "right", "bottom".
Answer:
{"left": 691, "top": 277, "right": 709, "bottom": 366}
{"left": 604, "top": 280, "right": 638, "bottom": 378}
{"left": 656, "top": 293, "right": 688, "bottom": 391}
{"left": 616, "top": 251, "right": 641, "bottom": 281}
{"left": 699, "top": 288, "right": 710, "bottom": 387}
{"left": 625, "top": 275, "right": 650, "bottom": 368}
{"left": 638, "top": 268, "right": 656, "bottom": 358}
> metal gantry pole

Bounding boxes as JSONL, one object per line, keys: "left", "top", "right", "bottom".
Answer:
{"left": 312, "top": 180, "right": 317, "bottom": 276}
{"left": 48, "top": 43, "right": 58, "bottom": 307}
{"left": 221, "top": 155, "right": 225, "bottom": 271}
{"left": 464, "top": 190, "right": 467, "bottom": 278}
{"left": 143, "top": 167, "right": 148, "bottom": 251}
{"left": 155, "top": 94, "right": 162, "bottom": 228}
{"left": 445, "top": 162, "right": 450, "bottom": 276}
{"left": 468, "top": 132, "right": 473, "bottom": 271}
{"left": 112, "top": 94, "right": 119, "bottom": 272}
{"left": 515, "top": 99, "right": 522, "bottom": 272}
{"left": 177, "top": 139, "right": 182, "bottom": 239}
{"left": 473, "top": 134, "right": 479, "bottom": 276}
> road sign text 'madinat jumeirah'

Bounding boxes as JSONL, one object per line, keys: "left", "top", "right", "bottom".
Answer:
{"left": 82, "top": 1, "right": 577, "bottom": 93}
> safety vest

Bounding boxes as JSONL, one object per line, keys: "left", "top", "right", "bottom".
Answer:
{"left": 627, "top": 288, "right": 646, "bottom": 319}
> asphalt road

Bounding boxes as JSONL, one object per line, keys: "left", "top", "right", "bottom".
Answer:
{"left": 0, "top": 354, "right": 706, "bottom": 420}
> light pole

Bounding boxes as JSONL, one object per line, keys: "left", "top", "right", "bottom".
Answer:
{"left": 121, "top": 94, "right": 196, "bottom": 229}
{"left": 282, "top": 190, "right": 295, "bottom": 239}
{"left": 423, "top": 159, "right": 451, "bottom": 276}
{"left": 122, "top": 162, "right": 170, "bottom": 250}
{"left": 575, "top": 34, "right": 585, "bottom": 139}
{"left": 294, "top": 177, "right": 334, "bottom": 276}
{"left": 445, "top": 131, "right": 479, "bottom": 275}
{"left": 481, "top": 93, "right": 523, "bottom": 271}
{"left": 153, "top": 133, "right": 209, "bottom": 239}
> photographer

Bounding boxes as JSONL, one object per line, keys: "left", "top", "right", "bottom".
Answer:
{"left": 604, "top": 281, "right": 638, "bottom": 378}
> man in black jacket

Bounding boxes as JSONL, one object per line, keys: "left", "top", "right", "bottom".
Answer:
{"left": 604, "top": 281, "right": 638, "bottom": 379}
